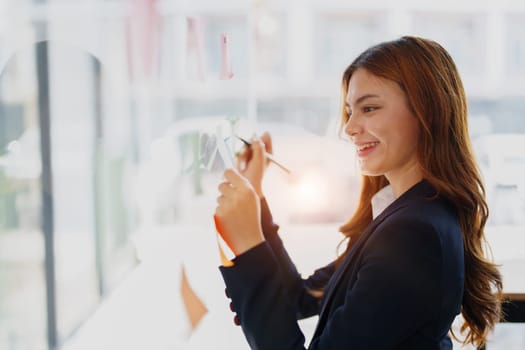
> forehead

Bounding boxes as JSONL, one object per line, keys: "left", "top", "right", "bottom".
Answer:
{"left": 345, "top": 69, "right": 399, "bottom": 102}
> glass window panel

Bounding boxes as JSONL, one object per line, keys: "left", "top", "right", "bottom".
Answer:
{"left": 0, "top": 44, "right": 47, "bottom": 350}
{"left": 43, "top": 43, "right": 100, "bottom": 343}
{"left": 2, "top": 2, "right": 522, "bottom": 348}
{"left": 28, "top": 40, "right": 137, "bottom": 345}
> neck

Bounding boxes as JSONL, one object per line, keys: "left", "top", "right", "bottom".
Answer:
{"left": 386, "top": 162, "right": 424, "bottom": 198}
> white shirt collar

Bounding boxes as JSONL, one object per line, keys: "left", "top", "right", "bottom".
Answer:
{"left": 371, "top": 185, "right": 396, "bottom": 219}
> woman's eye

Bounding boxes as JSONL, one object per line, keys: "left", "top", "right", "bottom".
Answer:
{"left": 363, "top": 106, "right": 377, "bottom": 113}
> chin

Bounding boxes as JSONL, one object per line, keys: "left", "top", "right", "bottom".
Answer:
{"left": 359, "top": 159, "right": 385, "bottom": 177}
{"left": 359, "top": 167, "right": 383, "bottom": 177}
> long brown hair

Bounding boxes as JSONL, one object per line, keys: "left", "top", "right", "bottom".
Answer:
{"left": 337, "top": 36, "right": 503, "bottom": 347}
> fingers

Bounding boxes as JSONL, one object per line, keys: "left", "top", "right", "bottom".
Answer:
{"left": 235, "top": 133, "right": 273, "bottom": 172}
{"left": 260, "top": 131, "right": 273, "bottom": 155}
{"left": 235, "top": 146, "right": 252, "bottom": 171}
{"left": 223, "top": 168, "right": 246, "bottom": 188}
{"left": 215, "top": 170, "right": 258, "bottom": 232}
{"left": 217, "top": 175, "right": 238, "bottom": 206}
{"left": 250, "top": 138, "right": 266, "bottom": 165}
{"left": 218, "top": 181, "right": 234, "bottom": 195}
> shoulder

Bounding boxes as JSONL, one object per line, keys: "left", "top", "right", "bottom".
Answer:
{"left": 382, "top": 190, "right": 460, "bottom": 239}
{"left": 365, "top": 193, "right": 463, "bottom": 266}
{"left": 403, "top": 192, "right": 459, "bottom": 224}
{"left": 367, "top": 212, "right": 442, "bottom": 259}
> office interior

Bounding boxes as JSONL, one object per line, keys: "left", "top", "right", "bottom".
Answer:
{"left": 0, "top": 0, "right": 524, "bottom": 349}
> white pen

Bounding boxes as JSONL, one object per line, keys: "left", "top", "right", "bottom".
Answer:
{"left": 235, "top": 135, "right": 292, "bottom": 174}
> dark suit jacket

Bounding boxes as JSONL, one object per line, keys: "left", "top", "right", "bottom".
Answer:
{"left": 220, "top": 179, "right": 464, "bottom": 350}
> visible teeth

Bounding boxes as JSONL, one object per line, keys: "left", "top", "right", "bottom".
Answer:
{"left": 358, "top": 142, "right": 378, "bottom": 151}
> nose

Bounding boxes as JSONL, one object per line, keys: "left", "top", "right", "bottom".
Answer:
{"left": 344, "top": 115, "right": 362, "bottom": 139}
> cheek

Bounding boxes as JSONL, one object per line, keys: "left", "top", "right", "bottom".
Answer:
{"left": 393, "top": 123, "right": 420, "bottom": 159}
{"left": 390, "top": 113, "right": 420, "bottom": 145}
{"left": 375, "top": 128, "right": 418, "bottom": 161}
{"left": 402, "top": 119, "right": 420, "bottom": 146}
{"left": 366, "top": 119, "right": 388, "bottom": 139}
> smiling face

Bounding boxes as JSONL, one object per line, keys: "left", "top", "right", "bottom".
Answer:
{"left": 344, "top": 68, "right": 422, "bottom": 190}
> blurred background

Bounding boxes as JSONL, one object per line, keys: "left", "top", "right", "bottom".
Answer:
{"left": 0, "top": 0, "right": 524, "bottom": 349}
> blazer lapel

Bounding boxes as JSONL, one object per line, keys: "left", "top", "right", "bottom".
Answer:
{"left": 316, "top": 201, "right": 406, "bottom": 320}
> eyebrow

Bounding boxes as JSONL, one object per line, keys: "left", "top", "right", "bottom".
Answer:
{"left": 345, "top": 94, "right": 381, "bottom": 109}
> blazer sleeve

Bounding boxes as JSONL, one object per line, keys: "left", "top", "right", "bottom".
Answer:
{"left": 259, "top": 198, "right": 335, "bottom": 319}
{"left": 219, "top": 216, "right": 443, "bottom": 350}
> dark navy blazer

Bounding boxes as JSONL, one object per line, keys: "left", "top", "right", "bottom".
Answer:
{"left": 220, "top": 180, "right": 464, "bottom": 349}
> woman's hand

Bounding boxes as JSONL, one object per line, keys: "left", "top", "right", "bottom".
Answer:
{"left": 215, "top": 168, "right": 265, "bottom": 256}
{"left": 236, "top": 132, "right": 273, "bottom": 198}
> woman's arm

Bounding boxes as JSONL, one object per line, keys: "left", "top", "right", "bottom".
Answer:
{"left": 219, "top": 216, "right": 444, "bottom": 350}
{"left": 260, "top": 197, "right": 335, "bottom": 319}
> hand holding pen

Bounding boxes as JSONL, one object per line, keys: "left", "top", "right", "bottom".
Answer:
{"left": 234, "top": 132, "right": 279, "bottom": 198}
{"left": 215, "top": 132, "right": 290, "bottom": 258}
{"left": 214, "top": 133, "right": 271, "bottom": 262}
{"left": 235, "top": 135, "right": 291, "bottom": 175}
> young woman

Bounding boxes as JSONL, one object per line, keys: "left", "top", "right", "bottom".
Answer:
{"left": 214, "top": 36, "right": 503, "bottom": 349}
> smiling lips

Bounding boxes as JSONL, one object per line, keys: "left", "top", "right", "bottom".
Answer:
{"left": 356, "top": 141, "right": 380, "bottom": 157}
